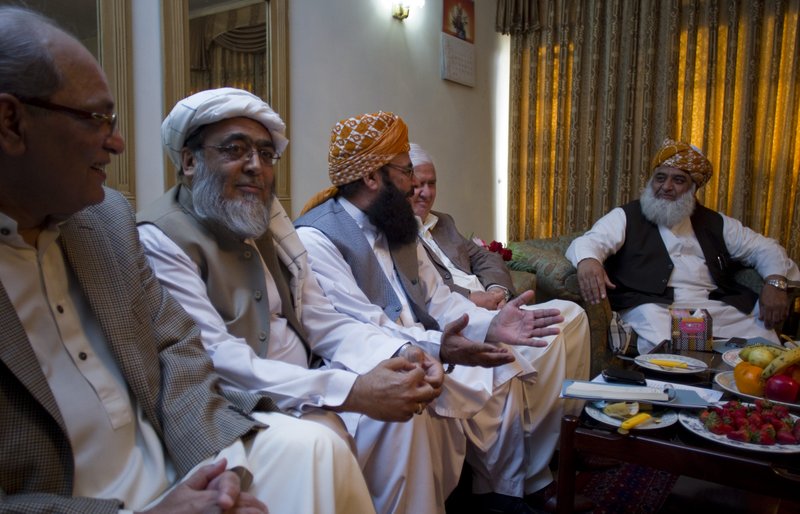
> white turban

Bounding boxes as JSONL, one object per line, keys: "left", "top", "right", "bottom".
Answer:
{"left": 409, "top": 142, "right": 434, "bottom": 167}
{"left": 161, "top": 87, "right": 288, "bottom": 169}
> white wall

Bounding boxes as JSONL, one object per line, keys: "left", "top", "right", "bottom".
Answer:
{"left": 288, "top": 0, "right": 509, "bottom": 241}
{"left": 132, "top": 0, "right": 510, "bottom": 241}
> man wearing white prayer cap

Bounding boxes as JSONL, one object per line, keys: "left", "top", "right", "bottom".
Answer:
{"left": 137, "top": 88, "right": 465, "bottom": 514}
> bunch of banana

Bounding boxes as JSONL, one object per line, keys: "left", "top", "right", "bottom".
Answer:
{"left": 761, "top": 346, "right": 800, "bottom": 379}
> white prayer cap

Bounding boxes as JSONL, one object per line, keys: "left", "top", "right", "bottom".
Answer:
{"left": 161, "top": 87, "right": 288, "bottom": 168}
{"left": 409, "top": 142, "right": 434, "bottom": 167}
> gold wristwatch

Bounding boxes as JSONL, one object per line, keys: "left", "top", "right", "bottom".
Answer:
{"left": 765, "top": 277, "right": 788, "bottom": 290}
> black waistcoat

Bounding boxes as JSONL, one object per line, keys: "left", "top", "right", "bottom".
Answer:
{"left": 604, "top": 200, "right": 757, "bottom": 313}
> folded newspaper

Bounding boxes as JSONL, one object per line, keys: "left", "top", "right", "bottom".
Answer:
{"left": 561, "top": 378, "right": 721, "bottom": 408}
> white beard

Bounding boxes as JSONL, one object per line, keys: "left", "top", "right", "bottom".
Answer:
{"left": 639, "top": 181, "right": 696, "bottom": 228}
{"left": 191, "top": 158, "right": 272, "bottom": 239}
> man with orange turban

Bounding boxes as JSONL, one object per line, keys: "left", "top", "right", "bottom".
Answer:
{"left": 296, "top": 111, "right": 592, "bottom": 513}
{"left": 567, "top": 138, "right": 799, "bottom": 353}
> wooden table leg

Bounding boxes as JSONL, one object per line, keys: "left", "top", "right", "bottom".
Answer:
{"left": 556, "top": 415, "right": 579, "bottom": 514}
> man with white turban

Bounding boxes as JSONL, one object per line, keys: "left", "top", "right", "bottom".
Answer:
{"left": 295, "top": 111, "right": 592, "bottom": 513}
{"left": 567, "top": 138, "right": 800, "bottom": 354}
{"left": 138, "top": 88, "right": 467, "bottom": 514}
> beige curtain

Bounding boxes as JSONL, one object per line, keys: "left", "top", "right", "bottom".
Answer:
{"left": 501, "top": 0, "right": 800, "bottom": 262}
{"left": 190, "top": 3, "right": 268, "bottom": 97}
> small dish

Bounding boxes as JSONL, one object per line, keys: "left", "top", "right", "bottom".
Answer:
{"left": 634, "top": 353, "right": 708, "bottom": 374}
{"left": 585, "top": 403, "right": 678, "bottom": 430}
{"left": 722, "top": 349, "right": 742, "bottom": 368}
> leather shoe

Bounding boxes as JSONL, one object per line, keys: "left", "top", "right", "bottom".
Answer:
{"left": 525, "top": 481, "right": 594, "bottom": 513}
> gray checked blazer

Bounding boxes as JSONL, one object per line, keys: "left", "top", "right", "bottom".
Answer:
{"left": 0, "top": 188, "right": 277, "bottom": 514}
{"left": 421, "top": 211, "right": 516, "bottom": 298}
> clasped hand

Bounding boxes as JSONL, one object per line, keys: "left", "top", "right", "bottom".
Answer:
{"left": 343, "top": 347, "right": 443, "bottom": 421}
{"left": 139, "top": 458, "right": 268, "bottom": 514}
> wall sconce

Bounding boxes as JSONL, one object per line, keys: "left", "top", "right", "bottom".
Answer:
{"left": 391, "top": 1, "right": 424, "bottom": 21}
{"left": 392, "top": 4, "right": 410, "bottom": 20}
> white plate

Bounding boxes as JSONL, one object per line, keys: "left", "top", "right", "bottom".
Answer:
{"left": 634, "top": 354, "right": 708, "bottom": 374}
{"left": 722, "top": 349, "right": 742, "bottom": 368}
{"left": 678, "top": 404, "right": 800, "bottom": 453}
{"left": 713, "top": 371, "right": 800, "bottom": 411}
{"left": 585, "top": 403, "right": 678, "bottom": 430}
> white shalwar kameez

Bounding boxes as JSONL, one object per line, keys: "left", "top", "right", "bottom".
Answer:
{"left": 566, "top": 207, "right": 800, "bottom": 354}
{"left": 297, "top": 198, "right": 590, "bottom": 497}
{"left": 138, "top": 222, "right": 464, "bottom": 514}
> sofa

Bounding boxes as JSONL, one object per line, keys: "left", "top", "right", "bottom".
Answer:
{"left": 506, "top": 233, "right": 782, "bottom": 378}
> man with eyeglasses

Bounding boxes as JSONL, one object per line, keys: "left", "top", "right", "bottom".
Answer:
{"left": 0, "top": 7, "right": 375, "bottom": 514}
{"left": 138, "top": 88, "right": 471, "bottom": 514}
{"left": 295, "top": 111, "right": 591, "bottom": 514}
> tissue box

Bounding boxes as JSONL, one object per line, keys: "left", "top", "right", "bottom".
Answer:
{"left": 670, "top": 307, "right": 713, "bottom": 351}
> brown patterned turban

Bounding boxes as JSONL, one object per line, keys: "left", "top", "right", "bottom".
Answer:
{"left": 300, "top": 111, "right": 410, "bottom": 214}
{"left": 650, "top": 138, "right": 713, "bottom": 187}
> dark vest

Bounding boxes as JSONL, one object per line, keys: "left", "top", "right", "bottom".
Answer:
{"left": 137, "top": 184, "right": 310, "bottom": 360}
{"left": 605, "top": 200, "right": 757, "bottom": 313}
{"left": 295, "top": 198, "right": 440, "bottom": 330}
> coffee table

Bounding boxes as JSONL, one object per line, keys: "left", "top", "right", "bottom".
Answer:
{"left": 555, "top": 345, "right": 800, "bottom": 513}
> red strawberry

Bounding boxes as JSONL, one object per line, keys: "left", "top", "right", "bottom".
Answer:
{"left": 727, "top": 428, "right": 750, "bottom": 442}
{"left": 773, "top": 405, "right": 790, "bottom": 419}
{"left": 776, "top": 429, "right": 797, "bottom": 445}
{"left": 751, "top": 425, "right": 777, "bottom": 445}
{"left": 747, "top": 413, "right": 763, "bottom": 427}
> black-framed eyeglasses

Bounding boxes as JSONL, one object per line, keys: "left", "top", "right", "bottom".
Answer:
{"left": 18, "top": 96, "right": 117, "bottom": 134}
{"left": 201, "top": 142, "right": 281, "bottom": 166}
{"left": 384, "top": 162, "right": 414, "bottom": 178}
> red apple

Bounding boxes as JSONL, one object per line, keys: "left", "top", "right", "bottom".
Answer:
{"left": 764, "top": 374, "right": 800, "bottom": 403}
{"left": 781, "top": 364, "right": 800, "bottom": 384}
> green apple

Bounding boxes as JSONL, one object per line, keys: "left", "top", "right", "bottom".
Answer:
{"left": 747, "top": 347, "right": 776, "bottom": 368}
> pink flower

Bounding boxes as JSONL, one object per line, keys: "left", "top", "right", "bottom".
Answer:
{"left": 472, "top": 236, "right": 488, "bottom": 248}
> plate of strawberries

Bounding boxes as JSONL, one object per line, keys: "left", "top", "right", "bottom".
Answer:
{"left": 679, "top": 399, "right": 800, "bottom": 453}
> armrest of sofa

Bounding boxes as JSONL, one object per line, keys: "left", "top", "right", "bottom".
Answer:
{"left": 508, "top": 269, "right": 537, "bottom": 299}
{"left": 509, "top": 239, "right": 614, "bottom": 376}
{"left": 507, "top": 242, "right": 582, "bottom": 303}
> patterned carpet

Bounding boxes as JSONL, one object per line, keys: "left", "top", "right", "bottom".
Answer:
{"left": 576, "top": 461, "right": 679, "bottom": 514}
{"left": 444, "top": 459, "right": 678, "bottom": 513}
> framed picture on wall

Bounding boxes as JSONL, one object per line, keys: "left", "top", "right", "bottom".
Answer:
{"left": 442, "top": 0, "right": 474, "bottom": 43}
{"left": 441, "top": 0, "right": 475, "bottom": 87}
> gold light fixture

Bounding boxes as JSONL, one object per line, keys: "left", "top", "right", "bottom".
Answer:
{"left": 392, "top": 3, "right": 410, "bottom": 20}
{"left": 391, "top": 1, "right": 424, "bottom": 21}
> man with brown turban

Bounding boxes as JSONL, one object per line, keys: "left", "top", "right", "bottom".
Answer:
{"left": 567, "top": 138, "right": 799, "bottom": 353}
{"left": 296, "top": 111, "right": 592, "bottom": 513}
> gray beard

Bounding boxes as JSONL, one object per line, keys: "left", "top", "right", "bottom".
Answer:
{"left": 639, "top": 181, "right": 696, "bottom": 228}
{"left": 191, "top": 158, "right": 271, "bottom": 239}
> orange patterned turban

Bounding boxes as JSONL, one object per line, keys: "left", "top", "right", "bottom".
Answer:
{"left": 300, "top": 111, "right": 410, "bottom": 214}
{"left": 650, "top": 138, "right": 713, "bottom": 187}
{"left": 328, "top": 111, "right": 410, "bottom": 185}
